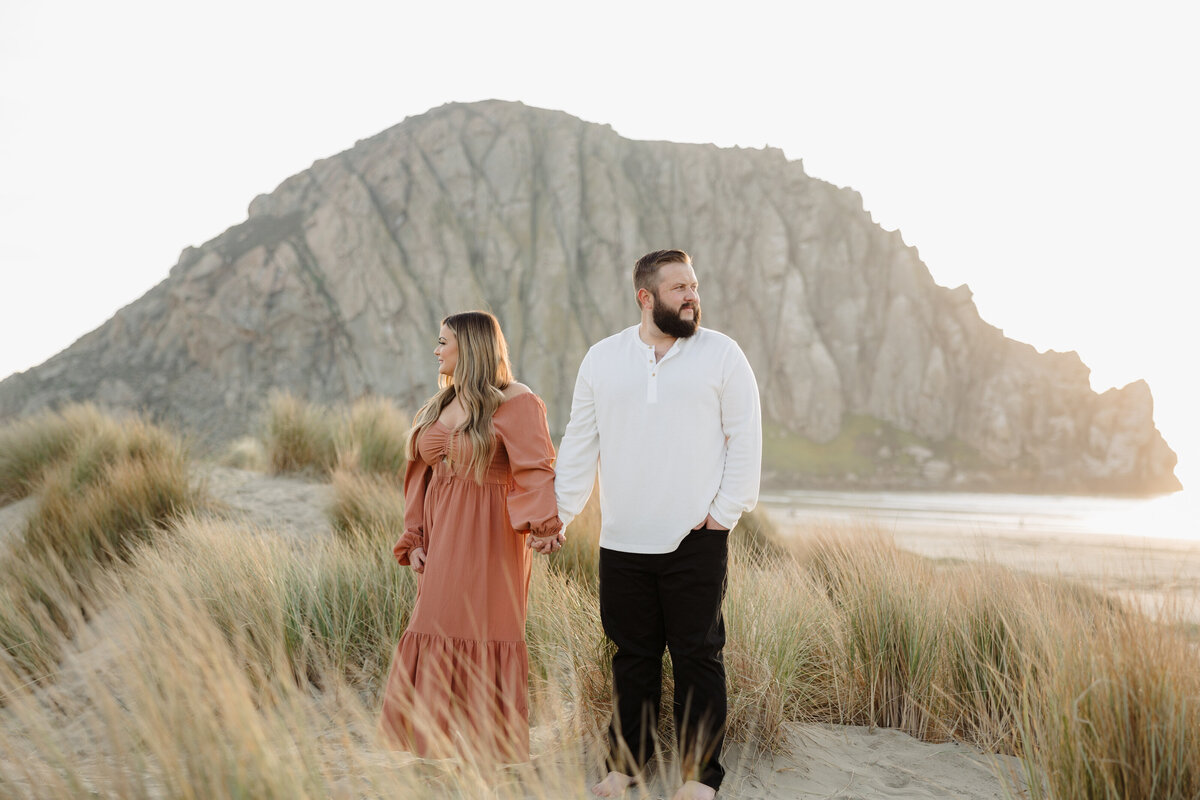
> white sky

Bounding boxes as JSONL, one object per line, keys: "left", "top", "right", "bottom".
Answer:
{"left": 2, "top": 0, "right": 1196, "bottom": 488}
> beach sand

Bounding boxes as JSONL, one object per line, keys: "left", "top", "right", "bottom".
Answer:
{"left": 651, "top": 725, "right": 1022, "bottom": 799}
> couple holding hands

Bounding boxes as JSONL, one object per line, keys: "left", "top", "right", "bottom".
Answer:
{"left": 380, "top": 250, "right": 762, "bottom": 800}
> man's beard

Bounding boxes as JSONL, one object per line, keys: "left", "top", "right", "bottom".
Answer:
{"left": 652, "top": 292, "right": 701, "bottom": 338}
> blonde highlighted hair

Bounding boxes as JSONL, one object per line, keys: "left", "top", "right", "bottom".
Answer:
{"left": 405, "top": 311, "right": 514, "bottom": 483}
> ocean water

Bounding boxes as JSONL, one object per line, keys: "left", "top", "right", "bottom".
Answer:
{"left": 760, "top": 488, "right": 1199, "bottom": 543}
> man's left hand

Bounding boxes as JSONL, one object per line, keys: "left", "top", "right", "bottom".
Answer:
{"left": 693, "top": 514, "right": 729, "bottom": 531}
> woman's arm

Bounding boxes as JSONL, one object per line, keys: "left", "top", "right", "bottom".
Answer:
{"left": 495, "top": 393, "right": 564, "bottom": 549}
{"left": 393, "top": 456, "right": 432, "bottom": 569}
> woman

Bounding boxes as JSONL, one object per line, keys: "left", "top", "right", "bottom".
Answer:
{"left": 380, "top": 311, "right": 564, "bottom": 764}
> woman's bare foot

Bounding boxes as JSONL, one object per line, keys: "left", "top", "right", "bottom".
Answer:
{"left": 591, "top": 771, "right": 635, "bottom": 797}
{"left": 671, "top": 780, "right": 716, "bottom": 800}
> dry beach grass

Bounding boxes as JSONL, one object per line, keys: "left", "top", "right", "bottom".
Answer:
{"left": 0, "top": 403, "right": 1197, "bottom": 798}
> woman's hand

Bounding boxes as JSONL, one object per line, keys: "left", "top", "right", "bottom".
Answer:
{"left": 410, "top": 546, "right": 427, "bottom": 573}
{"left": 528, "top": 531, "right": 565, "bottom": 555}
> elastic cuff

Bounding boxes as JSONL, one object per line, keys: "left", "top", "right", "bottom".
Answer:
{"left": 392, "top": 532, "right": 423, "bottom": 565}
{"left": 527, "top": 517, "right": 564, "bottom": 539}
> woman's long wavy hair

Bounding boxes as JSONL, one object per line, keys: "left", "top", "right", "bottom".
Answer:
{"left": 405, "top": 311, "right": 514, "bottom": 483}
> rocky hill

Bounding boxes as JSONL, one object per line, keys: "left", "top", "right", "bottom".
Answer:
{"left": 0, "top": 101, "right": 1179, "bottom": 493}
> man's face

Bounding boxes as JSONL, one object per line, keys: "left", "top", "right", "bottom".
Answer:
{"left": 650, "top": 261, "right": 701, "bottom": 338}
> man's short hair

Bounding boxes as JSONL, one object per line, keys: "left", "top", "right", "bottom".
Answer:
{"left": 633, "top": 249, "right": 692, "bottom": 298}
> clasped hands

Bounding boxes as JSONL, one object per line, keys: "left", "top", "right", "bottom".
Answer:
{"left": 528, "top": 526, "right": 566, "bottom": 555}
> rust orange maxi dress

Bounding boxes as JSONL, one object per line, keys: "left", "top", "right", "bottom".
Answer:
{"left": 380, "top": 392, "right": 563, "bottom": 762}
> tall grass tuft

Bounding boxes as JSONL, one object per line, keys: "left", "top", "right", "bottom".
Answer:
{"left": 941, "top": 567, "right": 1035, "bottom": 752}
{"left": 722, "top": 547, "right": 837, "bottom": 750}
{"left": 328, "top": 467, "right": 406, "bottom": 543}
{"left": 335, "top": 396, "right": 410, "bottom": 476}
{"left": 281, "top": 526, "right": 417, "bottom": 693}
{"left": 265, "top": 391, "right": 337, "bottom": 474}
{"left": 15, "top": 418, "right": 194, "bottom": 592}
{"left": 265, "top": 393, "right": 409, "bottom": 477}
{"left": 526, "top": 556, "right": 611, "bottom": 736}
{"left": 729, "top": 506, "right": 789, "bottom": 565}
{"left": 1, "top": 565, "right": 331, "bottom": 798}
{"left": 117, "top": 515, "right": 418, "bottom": 697}
{"left": 549, "top": 490, "right": 602, "bottom": 590}
{"left": 0, "top": 557, "right": 81, "bottom": 689}
{"left": 1013, "top": 602, "right": 1200, "bottom": 800}
{"left": 796, "top": 530, "right": 948, "bottom": 739}
{"left": 0, "top": 404, "right": 112, "bottom": 504}
{"left": 0, "top": 408, "right": 199, "bottom": 687}
{"left": 219, "top": 435, "right": 269, "bottom": 471}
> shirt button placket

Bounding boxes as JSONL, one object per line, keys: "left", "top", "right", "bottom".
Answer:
{"left": 646, "top": 347, "right": 658, "bottom": 403}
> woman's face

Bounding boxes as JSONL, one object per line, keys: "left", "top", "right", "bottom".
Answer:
{"left": 435, "top": 324, "right": 458, "bottom": 378}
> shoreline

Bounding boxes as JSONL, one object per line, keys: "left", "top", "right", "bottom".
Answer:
{"left": 760, "top": 473, "right": 1185, "bottom": 498}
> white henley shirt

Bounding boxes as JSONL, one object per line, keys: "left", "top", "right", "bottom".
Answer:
{"left": 554, "top": 325, "right": 762, "bottom": 554}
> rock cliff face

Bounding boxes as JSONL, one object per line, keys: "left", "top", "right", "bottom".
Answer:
{"left": 0, "top": 100, "right": 1179, "bottom": 493}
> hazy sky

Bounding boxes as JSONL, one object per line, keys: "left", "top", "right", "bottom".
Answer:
{"left": 2, "top": 1, "right": 1196, "bottom": 487}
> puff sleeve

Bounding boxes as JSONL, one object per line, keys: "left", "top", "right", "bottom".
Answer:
{"left": 393, "top": 455, "right": 432, "bottom": 565}
{"left": 493, "top": 393, "right": 564, "bottom": 539}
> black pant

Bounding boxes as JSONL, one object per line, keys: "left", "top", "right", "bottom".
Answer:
{"left": 598, "top": 529, "right": 728, "bottom": 791}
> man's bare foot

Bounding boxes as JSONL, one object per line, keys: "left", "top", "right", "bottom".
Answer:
{"left": 591, "top": 771, "right": 635, "bottom": 797}
{"left": 671, "top": 780, "right": 716, "bottom": 800}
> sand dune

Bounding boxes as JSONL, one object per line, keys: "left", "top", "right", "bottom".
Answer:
{"left": 2, "top": 467, "right": 1039, "bottom": 798}
{"left": 191, "top": 467, "right": 1033, "bottom": 797}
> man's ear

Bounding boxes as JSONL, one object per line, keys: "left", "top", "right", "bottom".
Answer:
{"left": 637, "top": 288, "right": 652, "bottom": 310}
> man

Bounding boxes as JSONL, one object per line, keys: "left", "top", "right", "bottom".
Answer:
{"left": 555, "top": 249, "right": 762, "bottom": 800}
